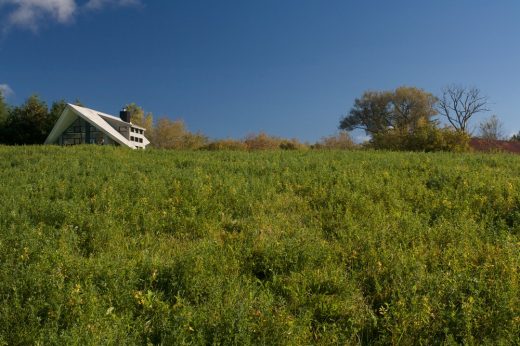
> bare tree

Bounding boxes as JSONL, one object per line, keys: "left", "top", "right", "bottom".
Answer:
{"left": 479, "top": 115, "right": 504, "bottom": 140}
{"left": 437, "top": 85, "right": 489, "bottom": 133}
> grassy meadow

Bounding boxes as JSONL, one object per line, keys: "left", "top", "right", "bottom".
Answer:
{"left": 0, "top": 146, "right": 519, "bottom": 345}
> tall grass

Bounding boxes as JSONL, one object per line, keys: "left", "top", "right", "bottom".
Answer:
{"left": 0, "top": 146, "right": 518, "bottom": 344}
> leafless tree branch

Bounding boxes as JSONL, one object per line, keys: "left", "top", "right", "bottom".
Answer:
{"left": 437, "top": 85, "right": 489, "bottom": 133}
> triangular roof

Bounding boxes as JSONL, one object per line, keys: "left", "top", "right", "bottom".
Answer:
{"left": 44, "top": 104, "right": 141, "bottom": 149}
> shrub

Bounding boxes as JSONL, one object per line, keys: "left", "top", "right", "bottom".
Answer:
{"left": 152, "top": 119, "right": 208, "bottom": 149}
{"left": 314, "top": 131, "right": 356, "bottom": 150}
{"left": 244, "top": 132, "right": 281, "bottom": 150}
{"left": 370, "top": 125, "right": 470, "bottom": 152}
{"left": 200, "top": 139, "right": 247, "bottom": 151}
{"left": 279, "top": 139, "right": 307, "bottom": 150}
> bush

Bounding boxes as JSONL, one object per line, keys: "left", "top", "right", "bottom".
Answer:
{"left": 313, "top": 131, "right": 356, "bottom": 150}
{"left": 244, "top": 132, "right": 282, "bottom": 150}
{"left": 152, "top": 119, "right": 208, "bottom": 150}
{"left": 370, "top": 125, "right": 470, "bottom": 152}
{"left": 279, "top": 139, "right": 307, "bottom": 150}
{"left": 201, "top": 135, "right": 306, "bottom": 151}
{"left": 200, "top": 139, "right": 247, "bottom": 151}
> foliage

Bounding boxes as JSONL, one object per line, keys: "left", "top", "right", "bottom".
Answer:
{"left": 511, "top": 132, "right": 520, "bottom": 141}
{"left": 313, "top": 131, "right": 356, "bottom": 149}
{"left": 479, "top": 115, "right": 505, "bottom": 140}
{"left": 0, "top": 96, "right": 68, "bottom": 145}
{"left": 47, "top": 100, "right": 67, "bottom": 133}
{"left": 152, "top": 118, "right": 208, "bottom": 149}
{"left": 370, "top": 125, "right": 470, "bottom": 152}
{"left": 1, "top": 95, "right": 49, "bottom": 144}
{"left": 126, "top": 103, "right": 154, "bottom": 137}
{"left": 200, "top": 138, "right": 248, "bottom": 151}
{"left": 0, "top": 92, "right": 8, "bottom": 127}
{"left": 201, "top": 135, "right": 306, "bottom": 151}
{"left": 243, "top": 132, "right": 283, "bottom": 150}
{"left": 0, "top": 147, "right": 518, "bottom": 345}
{"left": 339, "top": 86, "right": 437, "bottom": 135}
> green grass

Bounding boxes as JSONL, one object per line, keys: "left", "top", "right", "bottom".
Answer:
{"left": 0, "top": 146, "right": 519, "bottom": 345}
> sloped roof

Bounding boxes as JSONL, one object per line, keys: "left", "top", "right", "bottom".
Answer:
{"left": 44, "top": 104, "right": 139, "bottom": 148}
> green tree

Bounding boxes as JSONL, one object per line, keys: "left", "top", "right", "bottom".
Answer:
{"left": 4, "top": 95, "right": 49, "bottom": 145}
{"left": 46, "top": 100, "right": 67, "bottom": 134}
{"left": 339, "top": 86, "right": 437, "bottom": 135}
{"left": 510, "top": 131, "right": 520, "bottom": 141}
{"left": 339, "top": 90, "right": 393, "bottom": 135}
{"left": 0, "top": 91, "right": 9, "bottom": 127}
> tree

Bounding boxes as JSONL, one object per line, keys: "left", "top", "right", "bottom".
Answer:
{"left": 479, "top": 115, "right": 504, "bottom": 140}
{"left": 391, "top": 86, "right": 438, "bottom": 132}
{"left": 339, "top": 86, "right": 437, "bottom": 135}
{"left": 3, "top": 95, "right": 49, "bottom": 145}
{"left": 0, "top": 91, "right": 9, "bottom": 127}
{"left": 152, "top": 118, "right": 207, "bottom": 149}
{"left": 437, "top": 85, "right": 489, "bottom": 133}
{"left": 46, "top": 100, "right": 67, "bottom": 134}
{"left": 315, "top": 131, "right": 356, "bottom": 149}
{"left": 339, "top": 90, "right": 393, "bottom": 135}
{"left": 510, "top": 131, "right": 520, "bottom": 141}
{"left": 126, "top": 103, "right": 153, "bottom": 136}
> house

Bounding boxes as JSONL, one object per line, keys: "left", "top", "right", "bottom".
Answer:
{"left": 44, "top": 104, "right": 150, "bottom": 149}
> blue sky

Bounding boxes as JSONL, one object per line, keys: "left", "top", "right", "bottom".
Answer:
{"left": 1, "top": 0, "right": 520, "bottom": 142}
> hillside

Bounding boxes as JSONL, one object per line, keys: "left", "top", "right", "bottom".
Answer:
{"left": 0, "top": 146, "right": 518, "bottom": 344}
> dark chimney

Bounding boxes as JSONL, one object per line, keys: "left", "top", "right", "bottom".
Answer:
{"left": 120, "top": 108, "right": 130, "bottom": 122}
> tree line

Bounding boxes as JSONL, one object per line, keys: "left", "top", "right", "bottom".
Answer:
{"left": 0, "top": 93, "right": 354, "bottom": 150}
{"left": 0, "top": 86, "right": 516, "bottom": 151}
{"left": 339, "top": 85, "right": 515, "bottom": 151}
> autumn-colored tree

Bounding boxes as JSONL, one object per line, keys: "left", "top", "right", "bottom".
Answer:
{"left": 315, "top": 131, "right": 356, "bottom": 149}
{"left": 152, "top": 118, "right": 207, "bottom": 149}
{"left": 243, "top": 132, "right": 282, "bottom": 150}
{"left": 391, "top": 86, "right": 437, "bottom": 132}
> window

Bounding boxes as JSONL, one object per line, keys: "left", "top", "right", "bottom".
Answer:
{"left": 139, "top": 138, "right": 143, "bottom": 143}
{"left": 130, "top": 136, "right": 135, "bottom": 141}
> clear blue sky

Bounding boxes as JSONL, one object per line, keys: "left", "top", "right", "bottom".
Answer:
{"left": 1, "top": 0, "right": 520, "bottom": 142}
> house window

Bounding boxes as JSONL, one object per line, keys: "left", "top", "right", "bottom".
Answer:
{"left": 130, "top": 136, "right": 134, "bottom": 141}
{"left": 139, "top": 138, "right": 143, "bottom": 143}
